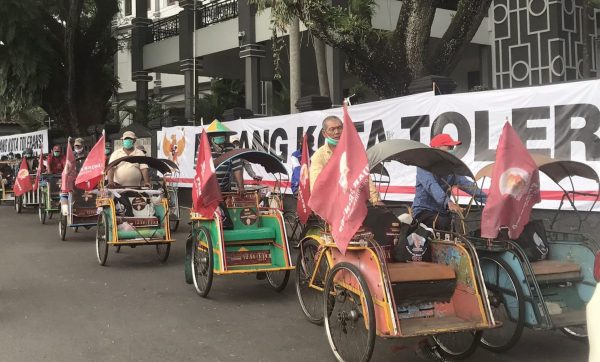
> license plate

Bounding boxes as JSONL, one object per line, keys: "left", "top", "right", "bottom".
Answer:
{"left": 118, "top": 217, "right": 159, "bottom": 227}
{"left": 227, "top": 250, "right": 271, "bottom": 266}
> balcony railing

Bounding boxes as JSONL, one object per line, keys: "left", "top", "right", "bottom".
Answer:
{"left": 149, "top": 0, "right": 238, "bottom": 43}
{"left": 151, "top": 15, "right": 179, "bottom": 42}
{"left": 196, "top": 0, "right": 238, "bottom": 29}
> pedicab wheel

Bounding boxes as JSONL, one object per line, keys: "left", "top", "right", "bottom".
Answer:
{"left": 266, "top": 270, "right": 290, "bottom": 292}
{"left": 479, "top": 255, "right": 525, "bottom": 353}
{"left": 296, "top": 238, "right": 330, "bottom": 325}
{"left": 156, "top": 243, "right": 171, "bottom": 263}
{"left": 96, "top": 213, "right": 109, "bottom": 266}
{"left": 191, "top": 226, "right": 213, "bottom": 298}
{"left": 59, "top": 214, "right": 67, "bottom": 241}
{"left": 433, "top": 330, "right": 482, "bottom": 360}
{"left": 15, "top": 196, "right": 22, "bottom": 213}
{"left": 170, "top": 219, "right": 180, "bottom": 233}
{"left": 324, "top": 262, "right": 375, "bottom": 362}
{"left": 283, "top": 211, "right": 303, "bottom": 244}
{"left": 561, "top": 325, "right": 587, "bottom": 341}
{"left": 38, "top": 202, "right": 46, "bottom": 224}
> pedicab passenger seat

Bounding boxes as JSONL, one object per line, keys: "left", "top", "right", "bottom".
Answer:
{"left": 387, "top": 262, "right": 456, "bottom": 283}
{"left": 530, "top": 260, "right": 582, "bottom": 283}
{"left": 387, "top": 262, "right": 457, "bottom": 306}
{"left": 222, "top": 206, "right": 275, "bottom": 243}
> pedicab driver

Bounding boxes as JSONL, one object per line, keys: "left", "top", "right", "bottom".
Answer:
{"left": 47, "top": 145, "right": 66, "bottom": 174}
{"left": 310, "top": 115, "right": 383, "bottom": 206}
{"left": 412, "top": 133, "right": 487, "bottom": 231}
{"left": 107, "top": 131, "right": 151, "bottom": 188}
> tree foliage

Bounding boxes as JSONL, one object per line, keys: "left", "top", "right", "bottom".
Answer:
{"left": 287, "top": 0, "right": 492, "bottom": 97}
{"left": 0, "top": 0, "right": 119, "bottom": 135}
{"left": 195, "top": 78, "right": 245, "bottom": 122}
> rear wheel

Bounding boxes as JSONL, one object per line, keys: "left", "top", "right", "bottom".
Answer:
{"left": 561, "top": 325, "right": 587, "bottom": 341}
{"left": 15, "top": 196, "right": 22, "bottom": 213}
{"left": 296, "top": 238, "right": 330, "bottom": 324}
{"left": 284, "top": 211, "right": 303, "bottom": 245}
{"left": 156, "top": 243, "right": 171, "bottom": 263}
{"left": 266, "top": 270, "right": 290, "bottom": 292}
{"left": 324, "top": 262, "right": 375, "bottom": 362}
{"left": 59, "top": 214, "right": 67, "bottom": 240}
{"left": 479, "top": 255, "right": 525, "bottom": 353}
{"left": 96, "top": 213, "right": 109, "bottom": 266}
{"left": 38, "top": 198, "right": 46, "bottom": 224}
{"left": 433, "top": 331, "right": 482, "bottom": 360}
{"left": 191, "top": 226, "right": 213, "bottom": 298}
{"left": 170, "top": 219, "right": 180, "bottom": 233}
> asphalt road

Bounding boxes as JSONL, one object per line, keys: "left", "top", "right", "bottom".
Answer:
{"left": 0, "top": 205, "right": 590, "bottom": 362}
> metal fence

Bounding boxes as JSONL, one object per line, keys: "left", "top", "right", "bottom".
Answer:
{"left": 151, "top": 15, "right": 180, "bottom": 42}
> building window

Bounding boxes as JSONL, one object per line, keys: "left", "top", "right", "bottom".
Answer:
{"left": 124, "top": 0, "right": 132, "bottom": 15}
{"left": 467, "top": 71, "right": 481, "bottom": 90}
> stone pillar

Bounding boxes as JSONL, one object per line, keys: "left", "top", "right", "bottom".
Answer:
{"left": 326, "top": 46, "right": 344, "bottom": 105}
{"left": 238, "top": 0, "right": 263, "bottom": 114}
{"left": 131, "top": 0, "right": 152, "bottom": 123}
{"left": 179, "top": 0, "right": 201, "bottom": 124}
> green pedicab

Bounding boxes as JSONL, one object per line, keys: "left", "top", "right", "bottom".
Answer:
{"left": 38, "top": 174, "right": 62, "bottom": 224}
{"left": 185, "top": 149, "right": 294, "bottom": 298}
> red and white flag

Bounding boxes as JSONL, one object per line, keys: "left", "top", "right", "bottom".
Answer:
{"left": 481, "top": 122, "right": 541, "bottom": 239}
{"left": 75, "top": 133, "right": 105, "bottom": 191}
{"left": 14, "top": 158, "right": 33, "bottom": 196}
{"left": 192, "top": 131, "right": 222, "bottom": 217}
{"left": 308, "top": 104, "right": 370, "bottom": 254}
{"left": 33, "top": 147, "right": 44, "bottom": 191}
{"left": 296, "top": 134, "right": 312, "bottom": 224}
{"left": 61, "top": 139, "right": 77, "bottom": 193}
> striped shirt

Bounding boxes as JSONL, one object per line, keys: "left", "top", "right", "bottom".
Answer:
{"left": 211, "top": 143, "right": 242, "bottom": 192}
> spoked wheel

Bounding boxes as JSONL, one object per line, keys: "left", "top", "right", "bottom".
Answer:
{"left": 191, "top": 226, "right": 214, "bottom": 298}
{"left": 561, "top": 325, "right": 588, "bottom": 341}
{"left": 296, "top": 238, "right": 330, "bottom": 324}
{"left": 39, "top": 203, "right": 46, "bottom": 224}
{"left": 284, "top": 212, "right": 303, "bottom": 246}
{"left": 433, "top": 331, "right": 482, "bottom": 360}
{"left": 96, "top": 213, "right": 109, "bottom": 266}
{"left": 170, "top": 218, "right": 180, "bottom": 233}
{"left": 59, "top": 214, "right": 67, "bottom": 241}
{"left": 324, "top": 262, "right": 375, "bottom": 362}
{"left": 156, "top": 243, "right": 171, "bottom": 263}
{"left": 266, "top": 270, "right": 290, "bottom": 292}
{"left": 479, "top": 255, "right": 525, "bottom": 353}
{"left": 15, "top": 196, "right": 22, "bottom": 213}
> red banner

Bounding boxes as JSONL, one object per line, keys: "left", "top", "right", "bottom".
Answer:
{"left": 14, "top": 158, "right": 33, "bottom": 196}
{"left": 61, "top": 141, "right": 76, "bottom": 193}
{"left": 75, "top": 134, "right": 105, "bottom": 191}
{"left": 191, "top": 131, "right": 222, "bottom": 217}
{"left": 296, "top": 134, "right": 312, "bottom": 224}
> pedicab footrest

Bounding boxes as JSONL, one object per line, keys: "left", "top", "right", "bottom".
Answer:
{"left": 387, "top": 262, "right": 456, "bottom": 306}
{"left": 117, "top": 228, "right": 166, "bottom": 240}
{"left": 530, "top": 260, "right": 582, "bottom": 283}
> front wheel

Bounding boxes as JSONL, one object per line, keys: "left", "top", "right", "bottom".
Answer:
{"left": 59, "top": 214, "right": 67, "bottom": 240}
{"left": 191, "top": 226, "right": 214, "bottom": 298}
{"left": 324, "top": 262, "right": 375, "bottom": 362}
{"left": 96, "top": 213, "right": 109, "bottom": 266}
{"left": 15, "top": 196, "right": 22, "bottom": 214}
{"left": 433, "top": 331, "right": 482, "bottom": 360}
{"left": 296, "top": 238, "right": 330, "bottom": 325}
{"left": 156, "top": 243, "right": 171, "bottom": 263}
{"left": 266, "top": 270, "right": 290, "bottom": 292}
{"left": 39, "top": 200, "right": 46, "bottom": 224}
{"left": 284, "top": 211, "right": 303, "bottom": 245}
{"left": 479, "top": 255, "right": 525, "bottom": 353}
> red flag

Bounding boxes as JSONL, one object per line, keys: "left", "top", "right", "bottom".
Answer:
{"left": 75, "top": 134, "right": 106, "bottom": 191}
{"left": 296, "top": 134, "right": 312, "bottom": 224}
{"left": 481, "top": 122, "right": 541, "bottom": 239}
{"left": 192, "top": 131, "right": 222, "bottom": 217}
{"left": 33, "top": 148, "right": 43, "bottom": 191}
{"left": 14, "top": 158, "right": 33, "bottom": 196}
{"left": 308, "top": 104, "right": 370, "bottom": 254}
{"left": 61, "top": 140, "right": 76, "bottom": 193}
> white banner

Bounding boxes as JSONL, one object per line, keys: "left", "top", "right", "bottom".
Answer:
{"left": 159, "top": 80, "right": 600, "bottom": 210}
{"left": 0, "top": 129, "right": 49, "bottom": 157}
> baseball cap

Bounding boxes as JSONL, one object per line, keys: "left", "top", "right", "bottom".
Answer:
{"left": 430, "top": 133, "right": 461, "bottom": 148}
{"left": 121, "top": 131, "right": 137, "bottom": 140}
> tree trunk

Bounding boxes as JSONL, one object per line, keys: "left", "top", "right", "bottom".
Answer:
{"left": 582, "top": 0, "right": 592, "bottom": 79}
{"left": 65, "top": 0, "right": 83, "bottom": 135}
{"left": 289, "top": 16, "right": 301, "bottom": 113}
{"left": 401, "top": 0, "right": 438, "bottom": 79}
{"left": 312, "top": 37, "right": 330, "bottom": 98}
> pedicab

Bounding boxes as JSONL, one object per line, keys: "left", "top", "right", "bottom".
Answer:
{"left": 95, "top": 156, "right": 179, "bottom": 265}
{"left": 463, "top": 154, "right": 600, "bottom": 352}
{"left": 15, "top": 175, "right": 40, "bottom": 214}
{"left": 58, "top": 188, "right": 100, "bottom": 241}
{"left": 185, "top": 149, "right": 294, "bottom": 298}
{"left": 166, "top": 181, "right": 181, "bottom": 232}
{"left": 38, "top": 173, "right": 62, "bottom": 224}
{"left": 295, "top": 139, "right": 498, "bottom": 361}
{"left": 0, "top": 160, "right": 17, "bottom": 205}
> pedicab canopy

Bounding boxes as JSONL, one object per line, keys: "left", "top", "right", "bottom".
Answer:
{"left": 366, "top": 139, "right": 474, "bottom": 178}
{"left": 105, "top": 156, "right": 179, "bottom": 175}
{"left": 475, "top": 153, "right": 600, "bottom": 185}
{"left": 213, "top": 149, "right": 288, "bottom": 175}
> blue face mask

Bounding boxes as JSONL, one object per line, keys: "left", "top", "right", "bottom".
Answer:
{"left": 123, "top": 139, "right": 135, "bottom": 149}
{"left": 326, "top": 137, "right": 339, "bottom": 146}
{"left": 213, "top": 136, "right": 225, "bottom": 145}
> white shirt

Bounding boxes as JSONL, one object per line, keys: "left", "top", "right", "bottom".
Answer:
{"left": 108, "top": 148, "right": 147, "bottom": 186}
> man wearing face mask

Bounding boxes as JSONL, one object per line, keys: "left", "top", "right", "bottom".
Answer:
{"left": 412, "top": 133, "right": 487, "bottom": 231}
{"left": 73, "top": 138, "right": 87, "bottom": 162}
{"left": 47, "top": 145, "right": 66, "bottom": 174}
{"left": 107, "top": 131, "right": 150, "bottom": 188}
{"left": 205, "top": 120, "right": 244, "bottom": 194}
{"left": 309, "top": 115, "right": 383, "bottom": 206}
